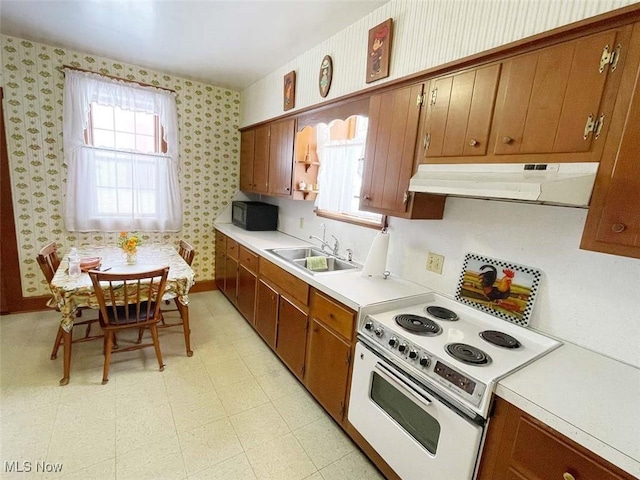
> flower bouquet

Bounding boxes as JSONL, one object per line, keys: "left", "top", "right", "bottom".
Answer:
{"left": 118, "top": 232, "right": 142, "bottom": 264}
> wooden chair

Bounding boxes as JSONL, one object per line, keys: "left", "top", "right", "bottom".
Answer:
{"left": 37, "top": 242, "right": 102, "bottom": 360}
{"left": 157, "top": 239, "right": 195, "bottom": 356}
{"left": 88, "top": 267, "right": 170, "bottom": 384}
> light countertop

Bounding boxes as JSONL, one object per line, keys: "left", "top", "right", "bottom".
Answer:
{"left": 496, "top": 341, "right": 640, "bottom": 477}
{"left": 214, "top": 223, "right": 431, "bottom": 310}
{"left": 214, "top": 223, "right": 640, "bottom": 478}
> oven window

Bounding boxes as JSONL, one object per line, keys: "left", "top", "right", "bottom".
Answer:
{"left": 371, "top": 372, "right": 440, "bottom": 455}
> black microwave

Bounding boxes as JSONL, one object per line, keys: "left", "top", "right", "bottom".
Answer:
{"left": 232, "top": 201, "right": 278, "bottom": 231}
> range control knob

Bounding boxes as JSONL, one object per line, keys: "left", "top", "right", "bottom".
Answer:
{"left": 364, "top": 321, "right": 373, "bottom": 331}
{"left": 374, "top": 327, "right": 384, "bottom": 337}
{"left": 419, "top": 356, "right": 431, "bottom": 368}
{"left": 398, "top": 343, "right": 408, "bottom": 353}
{"left": 388, "top": 337, "right": 399, "bottom": 348}
{"left": 409, "top": 350, "right": 419, "bottom": 359}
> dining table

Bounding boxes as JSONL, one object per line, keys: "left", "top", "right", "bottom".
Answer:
{"left": 49, "top": 243, "right": 196, "bottom": 385}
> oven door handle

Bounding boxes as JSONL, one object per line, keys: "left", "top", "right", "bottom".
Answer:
{"left": 374, "top": 362, "right": 432, "bottom": 410}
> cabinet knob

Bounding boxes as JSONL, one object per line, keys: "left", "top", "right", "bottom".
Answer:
{"left": 612, "top": 223, "right": 626, "bottom": 233}
{"left": 469, "top": 139, "right": 479, "bottom": 146}
{"left": 562, "top": 473, "right": 576, "bottom": 480}
{"left": 364, "top": 194, "right": 371, "bottom": 200}
{"left": 502, "top": 136, "right": 514, "bottom": 145}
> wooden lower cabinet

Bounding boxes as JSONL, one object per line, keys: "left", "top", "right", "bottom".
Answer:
{"left": 255, "top": 279, "right": 278, "bottom": 349}
{"left": 275, "top": 296, "right": 308, "bottom": 379}
{"left": 236, "top": 245, "right": 259, "bottom": 323}
{"left": 305, "top": 319, "right": 351, "bottom": 424}
{"left": 214, "top": 230, "right": 226, "bottom": 291}
{"left": 477, "top": 396, "right": 635, "bottom": 480}
{"left": 223, "top": 255, "right": 238, "bottom": 302}
{"left": 236, "top": 264, "right": 256, "bottom": 323}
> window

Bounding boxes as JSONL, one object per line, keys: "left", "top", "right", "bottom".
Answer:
{"left": 314, "top": 116, "right": 384, "bottom": 227}
{"left": 62, "top": 69, "right": 181, "bottom": 232}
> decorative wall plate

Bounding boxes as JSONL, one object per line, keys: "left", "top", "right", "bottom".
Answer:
{"left": 456, "top": 253, "right": 542, "bottom": 326}
{"left": 319, "top": 55, "right": 332, "bottom": 98}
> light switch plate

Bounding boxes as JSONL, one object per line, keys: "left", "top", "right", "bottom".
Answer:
{"left": 426, "top": 252, "right": 444, "bottom": 274}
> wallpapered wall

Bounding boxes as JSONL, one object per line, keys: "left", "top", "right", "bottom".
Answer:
{"left": 1, "top": 34, "right": 240, "bottom": 298}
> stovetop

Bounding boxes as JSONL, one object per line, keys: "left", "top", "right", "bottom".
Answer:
{"left": 358, "top": 291, "right": 561, "bottom": 417}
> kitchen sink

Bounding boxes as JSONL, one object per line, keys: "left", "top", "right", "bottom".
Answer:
{"left": 291, "top": 256, "right": 359, "bottom": 274}
{"left": 266, "top": 247, "right": 360, "bottom": 275}
{"left": 267, "top": 246, "right": 327, "bottom": 261}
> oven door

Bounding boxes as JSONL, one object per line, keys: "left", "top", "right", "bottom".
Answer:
{"left": 348, "top": 342, "right": 484, "bottom": 480}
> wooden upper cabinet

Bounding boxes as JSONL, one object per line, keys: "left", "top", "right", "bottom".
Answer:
{"left": 240, "top": 125, "right": 270, "bottom": 194}
{"left": 493, "top": 27, "right": 630, "bottom": 158}
{"left": 581, "top": 22, "right": 640, "bottom": 259}
{"left": 418, "top": 64, "right": 500, "bottom": 159}
{"left": 239, "top": 129, "right": 255, "bottom": 191}
{"left": 268, "top": 118, "right": 295, "bottom": 197}
{"left": 361, "top": 83, "right": 427, "bottom": 216}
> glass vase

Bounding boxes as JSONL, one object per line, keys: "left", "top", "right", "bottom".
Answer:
{"left": 125, "top": 251, "right": 137, "bottom": 264}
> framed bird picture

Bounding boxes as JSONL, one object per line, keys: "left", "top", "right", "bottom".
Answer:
{"left": 456, "top": 253, "right": 542, "bottom": 326}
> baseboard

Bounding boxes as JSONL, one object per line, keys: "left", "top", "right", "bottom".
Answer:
{"left": 190, "top": 280, "right": 217, "bottom": 293}
{"left": 0, "top": 295, "right": 50, "bottom": 315}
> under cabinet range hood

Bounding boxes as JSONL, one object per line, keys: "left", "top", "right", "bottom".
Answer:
{"left": 408, "top": 162, "right": 599, "bottom": 207}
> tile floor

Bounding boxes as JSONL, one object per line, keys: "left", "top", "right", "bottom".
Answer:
{"left": 0, "top": 291, "right": 386, "bottom": 480}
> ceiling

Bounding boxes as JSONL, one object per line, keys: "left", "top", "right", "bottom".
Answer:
{"left": 0, "top": 0, "right": 388, "bottom": 91}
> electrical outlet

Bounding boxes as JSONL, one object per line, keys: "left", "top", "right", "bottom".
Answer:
{"left": 426, "top": 252, "right": 444, "bottom": 274}
{"left": 299, "top": 217, "right": 304, "bottom": 229}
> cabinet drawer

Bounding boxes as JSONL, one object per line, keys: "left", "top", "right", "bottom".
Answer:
{"left": 311, "top": 290, "right": 355, "bottom": 342}
{"left": 511, "top": 415, "right": 631, "bottom": 480}
{"left": 259, "top": 258, "right": 309, "bottom": 306}
{"left": 239, "top": 245, "right": 259, "bottom": 273}
{"left": 226, "top": 238, "right": 239, "bottom": 260}
{"left": 215, "top": 230, "right": 226, "bottom": 251}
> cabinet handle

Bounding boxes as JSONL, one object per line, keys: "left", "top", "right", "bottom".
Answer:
{"left": 612, "top": 223, "right": 626, "bottom": 233}
{"left": 502, "top": 136, "right": 514, "bottom": 145}
{"left": 403, "top": 191, "right": 409, "bottom": 204}
{"left": 469, "top": 139, "right": 479, "bottom": 147}
{"left": 364, "top": 194, "right": 371, "bottom": 200}
{"left": 562, "top": 473, "right": 576, "bottom": 480}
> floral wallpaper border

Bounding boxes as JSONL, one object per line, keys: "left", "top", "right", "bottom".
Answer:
{"left": 2, "top": 34, "right": 240, "bottom": 297}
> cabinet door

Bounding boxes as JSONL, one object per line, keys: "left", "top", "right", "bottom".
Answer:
{"left": 494, "top": 29, "right": 621, "bottom": 155}
{"left": 477, "top": 397, "right": 635, "bottom": 480}
{"left": 223, "top": 256, "right": 238, "bottom": 303}
{"left": 214, "top": 231, "right": 226, "bottom": 291}
{"left": 305, "top": 319, "right": 351, "bottom": 423}
{"left": 237, "top": 265, "right": 257, "bottom": 324}
{"left": 255, "top": 279, "right": 278, "bottom": 349}
{"left": 361, "top": 83, "right": 424, "bottom": 215}
{"left": 240, "top": 129, "right": 255, "bottom": 191}
{"left": 581, "top": 31, "right": 640, "bottom": 259}
{"left": 214, "top": 247, "right": 225, "bottom": 291}
{"left": 268, "top": 118, "right": 295, "bottom": 197}
{"left": 419, "top": 64, "right": 500, "bottom": 158}
{"left": 253, "top": 124, "right": 270, "bottom": 194}
{"left": 275, "top": 296, "right": 308, "bottom": 380}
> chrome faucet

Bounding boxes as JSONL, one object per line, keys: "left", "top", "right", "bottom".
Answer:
{"left": 309, "top": 223, "right": 340, "bottom": 256}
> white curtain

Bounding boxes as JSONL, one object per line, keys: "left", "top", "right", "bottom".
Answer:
{"left": 315, "top": 123, "right": 363, "bottom": 213}
{"left": 62, "top": 69, "right": 181, "bottom": 232}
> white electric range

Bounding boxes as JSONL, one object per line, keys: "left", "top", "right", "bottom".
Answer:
{"left": 348, "top": 291, "right": 561, "bottom": 480}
